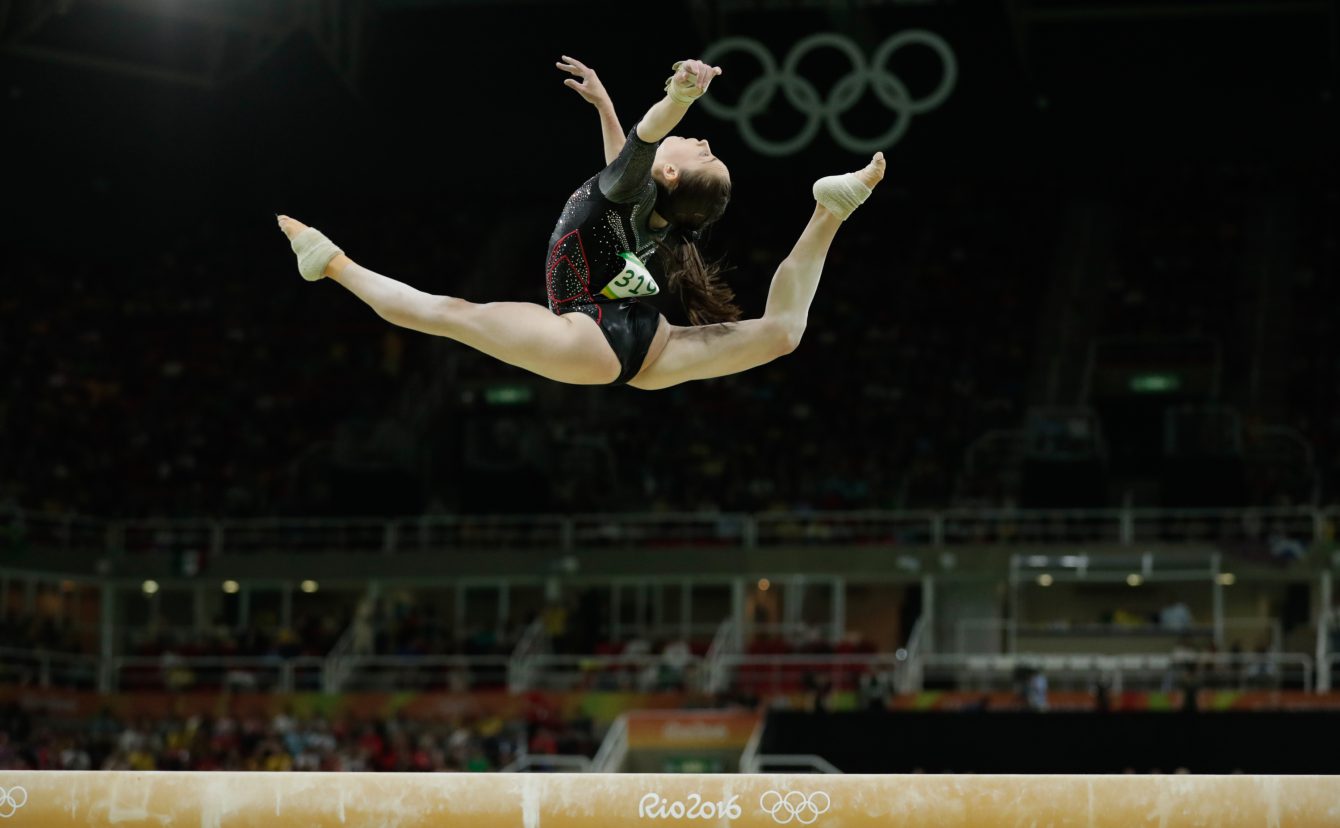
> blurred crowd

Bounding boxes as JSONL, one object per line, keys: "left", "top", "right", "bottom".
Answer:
{"left": 134, "top": 612, "right": 344, "bottom": 661}
{"left": 371, "top": 180, "right": 1043, "bottom": 517}
{"left": 0, "top": 703, "right": 594, "bottom": 772}
{"left": 0, "top": 180, "right": 1040, "bottom": 518}
{"left": 0, "top": 203, "right": 479, "bottom": 518}
{"left": 1288, "top": 174, "right": 1340, "bottom": 501}
{"left": 2, "top": 167, "right": 1337, "bottom": 519}
{"left": 0, "top": 608, "right": 343, "bottom": 661}
{"left": 0, "top": 611, "right": 84, "bottom": 654}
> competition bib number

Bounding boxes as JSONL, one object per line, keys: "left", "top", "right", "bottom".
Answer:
{"left": 600, "top": 252, "right": 660, "bottom": 299}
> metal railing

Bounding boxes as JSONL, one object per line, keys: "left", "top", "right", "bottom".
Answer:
{"left": 500, "top": 754, "right": 593, "bottom": 773}
{"left": 5, "top": 506, "right": 1335, "bottom": 558}
{"left": 0, "top": 647, "right": 1321, "bottom": 694}
{"left": 753, "top": 512, "right": 937, "bottom": 547}
{"left": 333, "top": 655, "right": 511, "bottom": 691}
{"left": 953, "top": 618, "right": 1284, "bottom": 656}
{"left": 710, "top": 653, "right": 905, "bottom": 695}
{"left": 1325, "top": 654, "right": 1340, "bottom": 694}
{"left": 742, "top": 753, "right": 843, "bottom": 774}
{"left": 395, "top": 516, "right": 569, "bottom": 553}
{"left": 0, "top": 646, "right": 101, "bottom": 689}
{"left": 704, "top": 618, "right": 742, "bottom": 694}
{"left": 508, "top": 617, "right": 551, "bottom": 692}
{"left": 1126, "top": 509, "right": 1321, "bottom": 545}
{"left": 2, "top": 512, "right": 108, "bottom": 556}
{"left": 895, "top": 617, "right": 926, "bottom": 694}
{"left": 108, "top": 655, "right": 325, "bottom": 693}
{"left": 591, "top": 714, "right": 629, "bottom": 772}
{"left": 919, "top": 652, "right": 1314, "bottom": 694}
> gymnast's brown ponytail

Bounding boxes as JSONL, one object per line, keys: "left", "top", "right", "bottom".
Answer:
{"left": 653, "top": 169, "right": 741, "bottom": 326}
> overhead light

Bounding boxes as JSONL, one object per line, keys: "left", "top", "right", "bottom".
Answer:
{"left": 1217, "top": 573, "right": 1236, "bottom": 586}
{"left": 1037, "top": 574, "right": 1054, "bottom": 587}
{"left": 141, "top": 580, "right": 159, "bottom": 595}
{"left": 300, "top": 579, "right": 319, "bottom": 594}
{"left": 222, "top": 580, "right": 240, "bottom": 594}
{"left": 1126, "top": 574, "right": 1143, "bottom": 587}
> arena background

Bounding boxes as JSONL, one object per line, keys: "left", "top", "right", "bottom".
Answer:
{"left": 3, "top": 0, "right": 1340, "bottom": 797}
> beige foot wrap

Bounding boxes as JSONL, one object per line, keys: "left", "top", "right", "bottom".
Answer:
{"left": 812, "top": 173, "right": 871, "bottom": 221}
{"left": 290, "top": 226, "right": 343, "bottom": 282}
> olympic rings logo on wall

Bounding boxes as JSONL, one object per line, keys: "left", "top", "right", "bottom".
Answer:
{"left": 0, "top": 786, "right": 27, "bottom": 819}
{"left": 699, "top": 31, "right": 957, "bottom": 157}
{"left": 759, "top": 790, "right": 831, "bottom": 825}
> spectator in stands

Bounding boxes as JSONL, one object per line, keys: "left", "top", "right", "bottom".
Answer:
{"left": 0, "top": 693, "right": 567, "bottom": 772}
{"left": 1020, "top": 666, "right": 1049, "bottom": 712}
{"left": 1166, "top": 638, "right": 1199, "bottom": 692}
{"left": 1159, "top": 601, "right": 1193, "bottom": 632}
{"left": 1093, "top": 679, "right": 1111, "bottom": 713}
{"left": 658, "top": 639, "right": 693, "bottom": 690}
{"left": 1180, "top": 668, "right": 1200, "bottom": 713}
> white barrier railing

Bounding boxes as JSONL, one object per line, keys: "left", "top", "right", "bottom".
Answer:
{"left": 591, "top": 713, "right": 629, "bottom": 772}
{"left": 704, "top": 618, "right": 742, "bottom": 695}
{"left": 5, "top": 506, "right": 1334, "bottom": 557}
{"left": 895, "top": 616, "right": 927, "bottom": 695}
{"left": 508, "top": 617, "right": 550, "bottom": 692}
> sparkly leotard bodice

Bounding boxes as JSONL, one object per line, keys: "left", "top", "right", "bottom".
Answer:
{"left": 545, "top": 126, "right": 669, "bottom": 324}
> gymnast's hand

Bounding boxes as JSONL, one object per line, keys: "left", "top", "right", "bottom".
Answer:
{"left": 665, "top": 58, "right": 722, "bottom": 102}
{"left": 556, "top": 55, "right": 612, "bottom": 110}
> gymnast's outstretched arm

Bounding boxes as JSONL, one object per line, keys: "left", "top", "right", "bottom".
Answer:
{"left": 556, "top": 55, "right": 625, "bottom": 164}
{"left": 634, "top": 58, "right": 722, "bottom": 143}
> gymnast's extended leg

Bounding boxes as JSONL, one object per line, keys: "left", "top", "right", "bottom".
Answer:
{"left": 628, "top": 152, "right": 885, "bottom": 390}
{"left": 277, "top": 216, "right": 621, "bottom": 385}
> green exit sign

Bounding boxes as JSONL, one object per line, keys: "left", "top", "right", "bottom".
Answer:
{"left": 484, "top": 385, "right": 533, "bottom": 405}
{"left": 1129, "top": 373, "right": 1182, "bottom": 393}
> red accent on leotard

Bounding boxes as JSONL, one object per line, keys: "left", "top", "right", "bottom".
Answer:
{"left": 545, "top": 228, "right": 601, "bottom": 324}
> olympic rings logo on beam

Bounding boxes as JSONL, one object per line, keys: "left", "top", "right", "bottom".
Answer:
{"left": 0, "top": 786, "right": 27, "bottom": 819}
{"left": 699, "top": 31, "right": 957, "bottom": 157}
{"left": 760, "top": 790, "right": 831, "bottom": 825}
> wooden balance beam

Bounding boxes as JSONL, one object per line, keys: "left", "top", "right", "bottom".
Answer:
{"left": 0, "top": 771, "right": 1334, "bottom": 826}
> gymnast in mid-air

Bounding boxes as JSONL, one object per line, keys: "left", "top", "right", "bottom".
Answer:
{"left": 278, "top": 54, "right": 884, "bottom": 389}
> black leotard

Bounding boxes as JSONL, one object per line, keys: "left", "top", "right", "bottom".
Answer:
{"left": 545, "top": 125, "right": 668, "bottom": 384}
